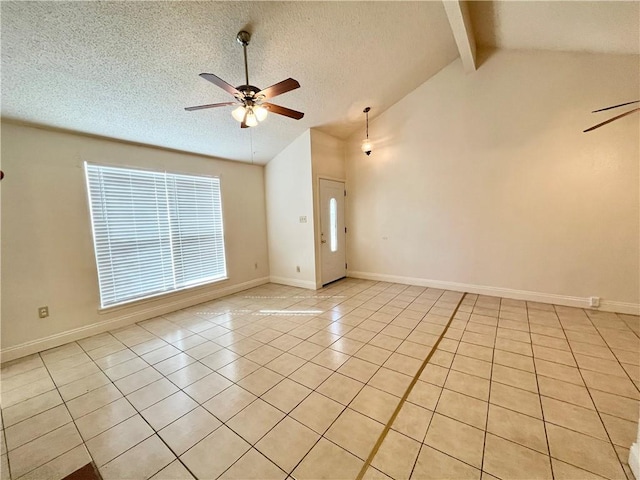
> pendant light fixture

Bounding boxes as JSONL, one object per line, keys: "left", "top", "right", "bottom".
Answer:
{"left": 361, "top": 107, "right": 372, "bottom": 156}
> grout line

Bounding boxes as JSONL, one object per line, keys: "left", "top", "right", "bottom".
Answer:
{"left": 354, "top": 292, "right": 467, "bottom": 480}
{"left": 478, "top": 297, "right": 499, "bottom": 476}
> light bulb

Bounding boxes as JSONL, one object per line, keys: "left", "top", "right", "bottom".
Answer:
{"left": 361, "top": 139, "right": 372, "bottom": 156}
{"left": 232, "top": 106, "right": 246, "bottom": 122}
{"left": 254, "top": 105, "right": 268, "bottom": 122}
{"left": 245, "top": 110, "right": 258, "bottom": 127}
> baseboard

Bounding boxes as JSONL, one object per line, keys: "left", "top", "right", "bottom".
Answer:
{"left": 347, "top": 271, "right": 640, "bottom": 315}
{"left": 630, "top": 441, "right": 639, "bottom": 480}
{"left": 0, "top": 277, "right": 269, "bottom": 363}
{"left": 269, "top": 276, "right": 317, "bottom": 290}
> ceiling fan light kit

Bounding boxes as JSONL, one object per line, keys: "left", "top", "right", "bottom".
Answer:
{"left": 361, "top": 107, "right": 372, "bottom": 156}
{"left": 185, "top": 30, "right": 304, "bottom": 128}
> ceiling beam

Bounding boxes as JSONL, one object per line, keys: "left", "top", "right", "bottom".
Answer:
{"left": 443, "top": 0, "right": 477, "bottom": 72}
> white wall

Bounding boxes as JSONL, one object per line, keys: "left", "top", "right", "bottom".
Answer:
{"left": 345, "top": 49, "right": 640, "bottom": 313}
{"left": 1, "top": 122, "right": 269, "bottom": 360}
{"left": 265, "top": 130, "right": 316, "bottom": 288}
{"left": 311, "top": 130, "right": 346, "bottom": 288}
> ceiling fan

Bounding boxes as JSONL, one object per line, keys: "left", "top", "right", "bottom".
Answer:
{"left": 185, "top": 30, "right": 304, "bottom": 128}
{"left": 583, "top": 100, "right": 639, "bottom": 132}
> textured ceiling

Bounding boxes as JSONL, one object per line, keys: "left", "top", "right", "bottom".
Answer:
{"left": 470, "top": 1, "right": 640, "bottom": 55}
{"left": 2, "top": 2, "right": 638, "bottom": 164}
{"left": 1, "top": 1, "right": 458, "bottom": 163}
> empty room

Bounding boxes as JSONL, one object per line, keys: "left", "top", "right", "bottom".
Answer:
{"left": 1, "top": 1, "right": 639, "bottom": 479}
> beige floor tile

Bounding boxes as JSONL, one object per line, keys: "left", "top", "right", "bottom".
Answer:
{"left": 115, "top": 366, "right": 164, "bottom": 395}
{"left": 218, "top": 358, "right": 261, "bottom": 382}
{"left": 407, "top": 380, "right": 442, "bottom": 410}
{"left": 444, "top": 370, "right": 490, "bottom": 401}
{"left": 85, "top": 414, "right": 153, "bottom": 466}
{"left": 436, "top": 389, "right": 488, "bottom": 429}
{"left": 419, "top": 363, "right": 449, "bottom": 386}
{"left": 182, "top": 371, "right": 233, "bottom": 404}
{"left": 424, "top": 413, "right": 485, "bottom": 468}
{"left": 492, "top": 364, "right": 538, "bottom": 393}
{"left": 369, "top": 333, "right": 403, "bottom": 352}
{"left": 265, "top": 352, "right": 306, "bottom": 377}
{"left": 237, "top": 367, "right": 284, "bottom": 396}
{"left": 368, "top": 367, "right": 413, "bottom": 397}
{"left": 199, "top": 348, "right": 240, "bottom": 370}
{"left": 541, "top": 396, "right": 608, "bottom": 440}
{"left": 1, "top": 390, "right": 63, "bottom": 428}
{"left": 338, "top": 357, "right": 379, "bottom": 383}
{"left": 141, "top": 344, "right": 181, "bottom": 365}
{"left": 383, "top": 352, "right": 423, "bottom": 375}
{"left": 590, "top": 390, "right": 639, "bottom": 422}
{"left": 293, "top": 438, "right": 363, "bottom": 480}
{"left": 494, "top": 337, "right": 533, "bottom": 356}
{"left": 127, "top": 378, "right": 179, "bottom": 411}
{"left": 150, "top": 459, "right": 196, "bottom": 479}
{"left": 600, "top": 413, "right": 637, "bottom": 448}
{"left": 166, "top": 362, "right": 212, "bottom": 389}
{"left": 391, "top": 401, "right": 433, "bottom": 442}
{"left": 261, "top": 378, "right": 312, "bottom": 413}
{"left": 289, "top": 362, "right": 333, "bottom": 389}
{"left": 325, "top": 408, "right": 384, "bottom": 460}
{"left": 490, "top": 381, "right": 542, "bottom": 418}
{"left": 483, "top": 433, "right": 552, "bottom": 479}
{"left": 532, "top": 345, "right": 577, "bottom": 366}
{"left": 103, "top": 357, "right": 147, "bottom": 382}
{"left": 269, "top": 334, "right": 303, "bottom": 351}
{"left": 537, "top": 376, "right": 594, "bottom": 409}
{"left": 75, "top": 397, "right": 136, "bottom": 440}
{"left": 317, "top": 372, "right": 365, "bottom": 405}
{"left": 575, "top": 354, "right": 628, "bottom": 377}
{"left": 184, "top": 340, "right": 223, "bottom": 360}
{"left": 49, "top": 362, "right": 101, "bottom": 388}
{"left": 244, "top": 345, "right": 283, "bottom": 366}
{"left": 460, "top": 332, "right": 496, "bottom": 349}
{"left": 411, "top": 445, "right": 480, "bottom": 480}
{"left": 351, "top": 385, "right": 399, "bottom": 424}
{"left": 546, "top": 423, "right": 625, "bottom": 479}
{"left": 67, "top": 383, "right": 123, "bottom": 419}
{"left": 494, "top": 349, "right": 535, "bottom": 372}
{"left": 255, "top": 417, "right": 319, "bottom": 473}
{"left": 582, "top": 370, "right": 639, "bottom": 399}
{"left": 289, "top": 341, "right": 325, "bottom": 360}
{"left": 180, "top": 425, "right": 251, "bottom": 479}
{"left": 430, "top": 349, "right": 455, "bottom": 368}
{"left": 141, "top": 391, "right": 198, "bottom": 431}
{"left": 311, "top": 348, "right": 351, "bottom": 370}
{"left": 451, "top": 355, "right": 492, "bottom": 380}
{"left": 5, "top": 404, "right": 71, "bottom": 451}
{"left": 487, "top": 404, "right": 548, "bottom": 454}
{"left": 3, "top": 376, "right": 57, "bottom": 408}
{"left": 220, "top": 448, "right": 286, "bottom": 480}
{"left": 330, "top": 337, "right": 366, "bottom": 356}
{"left": 18, "top": 445, "right": 90, "bottom": 480}
{"left": 158, "top": 406, "right": 221, "bottom": 455}
{"left": 290, "top": 392, "right": 344, "bottom": 435}
{"left": 550, "top": 458, "right": 606, "bottom": 480}
{"left": 535, "top": 359, "right": 584, "bottom": 386}
{"left": 396, "top": 341, "right": 433, "bottom": 360}
{"left": 227, "top": 399, "right": 285, "bottom": 444}
{"left": 99, "top": 435, "right": 175, "bottom": 480}
{"left": 354, "top": 344, "right": 393, "bottom": 365}
{"left": 202, "top": 385, "right": 256, "bottom": 422}
{"left": 371, "top": 430, "right": 421, "bottom": 480}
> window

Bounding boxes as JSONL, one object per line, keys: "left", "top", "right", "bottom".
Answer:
{"left": 85, "top": 163, "right": 226, "bottom": 308}
{"left": 329, "top": 197, "right": 338, "bottom": 252}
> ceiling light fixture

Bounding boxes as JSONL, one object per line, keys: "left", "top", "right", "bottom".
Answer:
{"left": 361, "top": 107, "right": 372, "bottom": 156}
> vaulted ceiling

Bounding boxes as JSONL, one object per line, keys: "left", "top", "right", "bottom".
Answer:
{"left": 1, "top": 1, "right": 638, "bottom": 164}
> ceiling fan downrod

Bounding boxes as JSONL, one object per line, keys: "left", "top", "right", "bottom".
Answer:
{"left": 236, "top": 31, "right": 251, "bottom": 88}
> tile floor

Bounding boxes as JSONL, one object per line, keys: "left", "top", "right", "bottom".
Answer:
{"left": 1, "top": 279, "right": 638, "bottom": 480}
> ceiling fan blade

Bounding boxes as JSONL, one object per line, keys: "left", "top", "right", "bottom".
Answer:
{"left": 263, "top": 102, "right": 304, "bottom": 120}
{"left": 199, "top": 73, "right": 241, "bottom": 97}
{"left": 592, "top": 100, "right": 639, "bottom": 113}
{"left": 259, "top": 78, "right": 300, "bottom": 100}
{"left": 184, "top": 102, "right": 237, "bottom": 112}
{"left": 583, "top": 107, "right": 639, "bottom": 132}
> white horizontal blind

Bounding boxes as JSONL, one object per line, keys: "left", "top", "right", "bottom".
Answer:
{"left": 85, "top": 163, "right": 226, "bottom": 308}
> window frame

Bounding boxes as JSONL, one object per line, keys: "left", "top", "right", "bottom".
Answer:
{"left": 83, "top": 161, "right": 229, "bottom": 311}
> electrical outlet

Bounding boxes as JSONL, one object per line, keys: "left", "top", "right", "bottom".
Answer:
{"left": 589, "top": 296, "right": 600, "bottom": 308}
{"left": 299, "top": 216, "right": 307, "bottom": 223}
{"left": 38, "top": 306, "right": 49, "bottom": 318}
{"left": 296, "top": 266, "right": 301, "bottom": 273}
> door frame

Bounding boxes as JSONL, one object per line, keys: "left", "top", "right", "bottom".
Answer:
{"left": 315, "top": 175, "right": 347, "bottom": 288}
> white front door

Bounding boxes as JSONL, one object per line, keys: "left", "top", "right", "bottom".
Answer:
{"left": 320, "top": 179, "right": 346, "bottom": 285}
